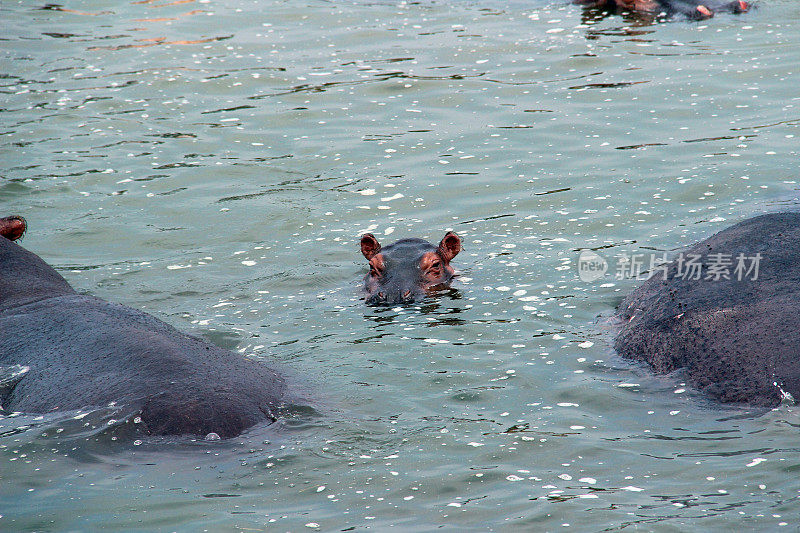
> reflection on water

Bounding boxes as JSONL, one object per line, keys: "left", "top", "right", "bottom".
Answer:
{"left": 360, "top": 289, "right": 466, "bottom": 326}
{"left": 2, "top": 0, "right": 800, "bottom": 530}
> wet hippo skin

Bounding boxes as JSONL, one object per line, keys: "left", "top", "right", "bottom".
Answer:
{"left": 615, "top": 212, "right": 800, "bottom": 407}
{"left": 360, "top": 232, "right": 461, "bottom": 306}
{"left": 0, "top": 217, "right": 286, "bottom": 438}
{"left": 575, "top": 0, "right": 749, "bottom": 19}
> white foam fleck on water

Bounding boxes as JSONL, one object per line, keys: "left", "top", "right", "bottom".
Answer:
{"left": 746, "top": 458, "right": 766, "bottom": 467}
{"left": 380, "top": 193, "right": 404, "bottom": 202}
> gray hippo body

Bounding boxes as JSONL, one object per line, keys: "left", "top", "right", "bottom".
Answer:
{"left": 615, "top": 212, "right": 800, "bottom": 407}
{"left": 0, "top": 217, "right": 286, "bottom": 438}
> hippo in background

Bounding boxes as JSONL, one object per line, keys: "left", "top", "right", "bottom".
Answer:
{"left": 0, "top": 216, "right": 287, "bottom": 438}
{"left": 360, "top": 232, "right": 461, "bottom": 305}
{"left": 575, "top": 0, "right": 750, "bottom": 19}
{"left": 614, "top": 212, "right": 800, "bottom": 407}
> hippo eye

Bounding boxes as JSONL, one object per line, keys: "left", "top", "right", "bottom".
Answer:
{"left": 426, "top": 261, "right": 442, "bottom": 277}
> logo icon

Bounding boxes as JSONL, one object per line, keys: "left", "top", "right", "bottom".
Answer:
{"left": 578, "top": 250, "right": 608, "bottom": 282}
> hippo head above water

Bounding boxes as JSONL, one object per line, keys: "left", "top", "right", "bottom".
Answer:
{"left": 574, "top": 0, "right": 749, "bottom": 19}
{"left": 360, "top": 232, "right": 462, "bottom": 306}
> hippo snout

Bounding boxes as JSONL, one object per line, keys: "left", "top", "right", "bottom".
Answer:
{"left": 366, "top": 287, "right": 420, "bottom": 306}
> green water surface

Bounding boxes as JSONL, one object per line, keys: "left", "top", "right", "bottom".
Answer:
{"left": 1, "top": 0, "right": 799, "bottom": 530}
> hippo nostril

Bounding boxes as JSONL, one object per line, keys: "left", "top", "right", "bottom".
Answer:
{"left": 378, "top": 292, "right": 387, "bottom": 301}
{"left": 403, "top": 290, "right": 412, "bottom": 300}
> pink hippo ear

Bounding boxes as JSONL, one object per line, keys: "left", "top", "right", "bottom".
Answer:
{"left": 0, "top": 215, "right": 26, "bottom": 241}
{"left": 438, "top": 232, "right": 461, "bottom": 262}
{"left": 733, "top": 0, "right": 749, "bottom": 13}
{"left": 696, "top": 4, "right": 714, "bottom": 18}
{"left": 360, "top": 233, "right": 381, "bottom": 260}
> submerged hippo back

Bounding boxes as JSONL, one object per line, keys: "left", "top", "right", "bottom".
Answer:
{"left": 0, "top": 294, "right": 286, "bottom": 437}
{"left": 615, "top": 212, "right": 800, "bottom": 406}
